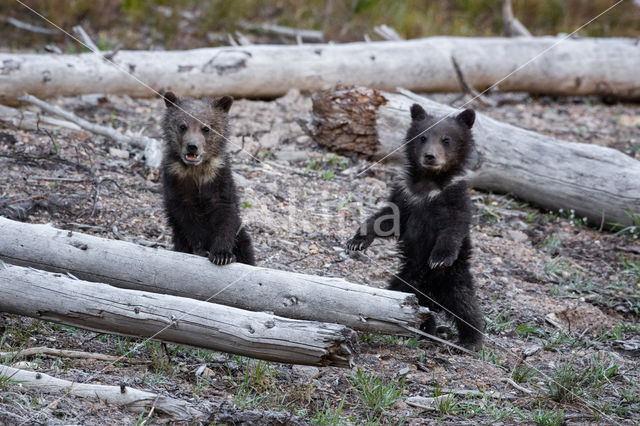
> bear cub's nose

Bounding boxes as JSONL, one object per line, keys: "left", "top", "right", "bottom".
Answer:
{"left": 424, "top": 152, "right": 436, "bottom": 162}
{"left": 186, "top": 142, "right": 199, "bottom": 154}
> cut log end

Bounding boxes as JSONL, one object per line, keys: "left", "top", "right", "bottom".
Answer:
{"left": 309, "top": 85, "right": 387, "bottom": 158}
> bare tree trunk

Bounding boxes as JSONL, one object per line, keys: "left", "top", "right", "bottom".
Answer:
{"left": 0, "top": 261, "right": 357, "bottom": 367}
{"left": 0, "top": 217, "right": 429, "bottom": 336}
{"left": 1, "top": 37, "right": 639, "bottom": 103}
{"left": 307, "top": 85, "right": 640, "bottom": 228}
{"left": 0, "top": 364, "right": 204, "bottom": 421}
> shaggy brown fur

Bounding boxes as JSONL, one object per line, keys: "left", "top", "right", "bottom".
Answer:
{"left": 161, "top": 92, "right": 255, "bottom": 265}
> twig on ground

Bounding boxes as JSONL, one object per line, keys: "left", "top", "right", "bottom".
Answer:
{"left": 0, "top": 346, "right": 149, "bottom": 364}
{"left": 0, "top": 364, "right": 204, "bottom": 420}
{"left": 373, "top": 24, "right": 403, "bottom": 41}
{"left": 503, "top": 377, "right": 535, "bottom": 395}
{"left": 72, "top": 25, "right": 100, "bottom": 55}
{"left": 17, "top": 94, "right": 162, "bottom": 168}
{"left": 451, "top": 56, "right": 496, "bottom": 107}
{"left": 237, "top": 20, "right": 323, "bottom": 42}
{"left": 2, "top": 16, "right": 56, "bottom": 35}
{"left": 502, "top": 0, "right": 532, "bottom": 37}
{"left": 402, "top": 325, "right": 473, "bottom": 355}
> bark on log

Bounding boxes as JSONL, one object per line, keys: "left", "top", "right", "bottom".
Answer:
{"left": 0, "top": 217, "right": 429, "bottom": 335}
{"left": 1, "top": 37, "right": 639, "bottom": 103}
{"left": 0, "top": 261, "right": 357, "bottom": 367}
{"left": 0, "top": 364, "right": 204, "bottom": 420}
{"left": 307, "top": 85, "right": 640, "bottom": 228}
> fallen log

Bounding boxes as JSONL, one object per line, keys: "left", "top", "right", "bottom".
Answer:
{"left": 1, "top": 37, "right": 639, "bottom": 102}
{"left": 307, "top": 85, "right": 640, "bottom": 227}
{"left": 0, "top": 364, "right": 204, "bottom": 421}
{"left": 17, "top": 94, "right": 162, "bottom": 169}
{"left": 0, "top": 261, "right": 357, "bottom": 367}
{"left": 0, "top": 103, "right": 81, "bottom": 132}
{"left": 0, "top": 217, "right": 429, "bottom": 336}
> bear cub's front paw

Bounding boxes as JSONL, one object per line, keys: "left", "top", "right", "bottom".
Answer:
{"left": 346, "top": 234, "right": 374, "bottom": 251}
{"left": 428, "top": 249, "right": 457, "bottom": 269}
{"left": 209, "top": 251, "right": 236, "bottom": 265}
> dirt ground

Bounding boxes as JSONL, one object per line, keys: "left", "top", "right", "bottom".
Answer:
{"left": 0, "top": 89, "right": 639, "bottom": 425}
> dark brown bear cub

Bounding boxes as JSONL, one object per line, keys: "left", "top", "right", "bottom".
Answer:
{"left": 161, "top": 92, "right": 255, "bottom": 266}
{"left": 347, "top": 104, "right": 483, "bottom": 349}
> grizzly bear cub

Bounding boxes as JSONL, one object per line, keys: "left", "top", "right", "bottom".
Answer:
{"left": 161, "top": 92, "right": 255, "bottom": 266}
{"left": 347, "top": 104, "right": 483, "bottom": 349}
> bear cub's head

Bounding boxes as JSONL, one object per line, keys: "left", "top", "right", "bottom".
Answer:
{"left": 162, "top": 91, "right": 233, "bottom": 167}
{"left": 405, "top": 104, "right": 475, "bottom": 177}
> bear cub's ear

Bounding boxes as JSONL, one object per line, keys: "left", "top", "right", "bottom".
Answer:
{"left": 410, "top": 104, "right": 427, "bottom": 121}
{"left": 456, "top": 109, "right": 475, "bottom": 129}
{"left": 214, "top": 96, "right": 234, "bottom": 113}
{"left": 164, "top": 91, "right": 179, "bottom": 108}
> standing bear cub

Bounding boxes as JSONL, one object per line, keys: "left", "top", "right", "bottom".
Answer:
{"left": 161, "top": 91, "right": 255, "bottom": 266}
{"left": 347, "top": 104, "right": 483, "bottom": 349}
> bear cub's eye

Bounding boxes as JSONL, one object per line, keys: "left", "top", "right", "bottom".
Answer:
{"left": 419, "top": 135, "right": 427, "bottom": 143}
{"left": 178, "top": 124, "right": 188, "bottom": 133}
{"left": 202, "top": 126, "right": 211, "bottom": 134}
{"left": 442, "top": 136, "right": 451, "bottom": 146}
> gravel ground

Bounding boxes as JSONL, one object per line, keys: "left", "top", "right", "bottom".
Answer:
{"left": 0, "top": 89, "right": 639, "bottom": 424}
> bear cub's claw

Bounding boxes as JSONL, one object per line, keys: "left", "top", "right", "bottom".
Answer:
{"left": 428, "top": 250, "right": 457, "bottom": 269}
{"left": 209, "top": 251, "right": 236, "bottom": 265}
{"left": 346, "top": 234, "right": 373, "bottom": 251}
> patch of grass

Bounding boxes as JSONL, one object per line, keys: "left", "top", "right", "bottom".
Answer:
{"left": 530, "top": 408, "right": 564, "bottom": 426}
{"left": 326, "top": 154, "right": 349, "bottom": 170}
{"left": 621, "top": 258, "right": 640, "bottom": 284}
{"left": 240, "top": 201, "right": 253, "bottom": 208}
{"left": 485, "top": 306, "right": 513, "bottom": 334}
{"left": 477, "top": 348, "right": 505, "bottom": 366}
{"left": 347, "top": 368, "right": 404, "bottom": 418}
{"left": 541, "top": 235, "right": 562, "bottom": 250}
{"left": 525, "top": 212, "right": 537, "bottom": 223}
{"left": 404, "top": 336, "right": 422, "bottom": 348}
{"left": 232, "top": 359, "right": 281, "bottom": 409}
{"left": 358, "top": 333, "right": 400, "bottom": 345}
{"left": 322, "top": 169, "right": 335, "bottom": 180}
{"left": 0, "top": 371, "right": 21, "bottom": 390}
{"left": 546, "top": 354, "right": 619, "bottom": 403}
{"left": 148, "top": 342, "right": 176, "bottom": 376}
{"left": 512, "top": 364, "right": 537, "bottom": 384}
{"left": 302, "top": 159, "right": 318, "bottom": 175}
{"left": 311, "top": 397, "right": 347, "bottom": 425}
{"left": 191, "top": 376, "right": 206, "bottom": 400}
{"left": 437, "top": 393, "right": 458, "bottom": 415}
{"left": 610, "top": 210, "right": 640, "bottom": 239}
{"left": 515, "top": 322, "right": 546, "bottom": 338}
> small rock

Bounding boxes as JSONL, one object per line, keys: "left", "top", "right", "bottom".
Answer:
{"left": 506, "top": 230, "right": 528, "bottom": 243}
{"left": 396, "top": 367, "right": 410, "bottom": 377}
{"left": 291, "top": 365, "right": 320, "bottom": 382}
{"left": 522, "top": 344, "right": 541, "bottom": 358}
{"left": 232, "top": 172, "right": 249, "bottom": 187}
{"left": 109, "top": 147, "right": 130, "bottom": 160}
{"left": 620, "top": 115, "right": 640, "bottom": 127}
{"left": 275, "top": 150, "right": 309, "bottom": 163}
{"left": 405, "top": 395, "right": 449, "bottom": 410}
{"left": 195, "top": 364, "right": 215, "bottom": 377}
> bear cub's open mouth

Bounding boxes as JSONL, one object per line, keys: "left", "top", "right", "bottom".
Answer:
{"left": 183, "top": 153, "right": 202, "bottom": 164}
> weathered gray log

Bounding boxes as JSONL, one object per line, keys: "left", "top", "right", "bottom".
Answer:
{"left": 1, "top": 37, "right": 639, "bottom": 103}
{"left": 0, "top": 103, "right": 81, "bottom": 131}
{"left": 0, "top": 217, "right": 428, "bottom": 335}
{"left": 307, "top": 85, "right": 640, "bottom": 227}
{"left": 0, "top": 261, "right": 356, "bottom": 367}
{"left": 0, "top": 364, "right": 204, "bottom": 420}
